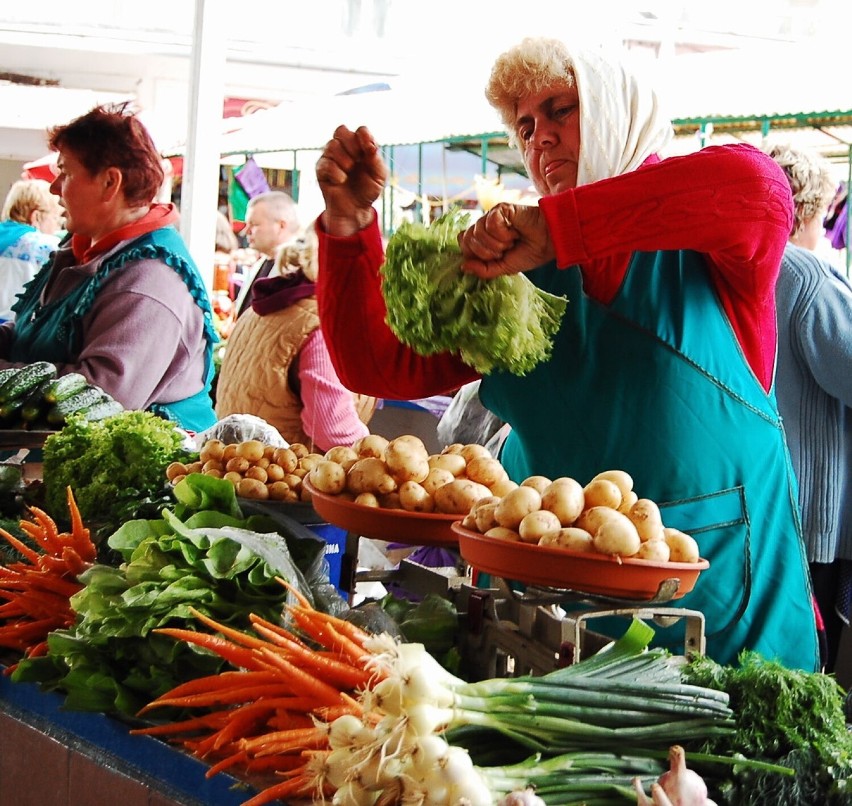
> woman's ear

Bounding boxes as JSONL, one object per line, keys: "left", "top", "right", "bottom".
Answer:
{"left": 102, "top": 167, "right": 123, "bottom": 201}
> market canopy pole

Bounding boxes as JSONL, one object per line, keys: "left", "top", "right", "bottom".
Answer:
{"left": 179, "top": 0, "right": 225, "bottom": 290}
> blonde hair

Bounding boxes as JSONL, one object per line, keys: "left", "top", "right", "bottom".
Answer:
{"left": 1, "top": 179, "right": 56, "bottom": 224}
{"left": 274, "top": 224, "right": 319, "bottom": 282}
{"left": 485, "top": 37, "right": 576, "bottom": 148}
{"left": 765, "top": 143, "right": 836, "bottom": 238}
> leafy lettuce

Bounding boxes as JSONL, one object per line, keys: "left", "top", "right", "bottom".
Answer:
{"left": 380, "top": 210, "right": 567, "bottom": 376}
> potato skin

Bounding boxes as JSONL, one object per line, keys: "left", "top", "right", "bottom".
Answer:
{"left": 433, "top": 479, "right": 493, "bottom": 515}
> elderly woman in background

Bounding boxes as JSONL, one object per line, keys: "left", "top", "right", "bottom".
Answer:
{"left": 0, "top": 179, "right": 64, "bottom": 321}
{"left": 314, "top": 37, "right": 819, "bottom": 671}
{"left": 215, "top": 227, "right": 375, "bottom": 451}
{"left": 768, "top": 142, "right": 852, "bottom": 673}
{"left": 0, "top": 103, "right": 218, "bottom": 432}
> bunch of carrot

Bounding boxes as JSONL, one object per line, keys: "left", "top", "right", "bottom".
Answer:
{"left": 133, "top": 579, "right": 385, "bottom": 806}
{"left": 0, "top": 486, "right": 96, "bottom": 671}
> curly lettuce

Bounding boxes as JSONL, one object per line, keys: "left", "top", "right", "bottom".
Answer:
{"left": 380, "top": 210, "right": 567, "bottom": 376}
{"left": 42, "top": 410, "right": 192, "bottom": 537}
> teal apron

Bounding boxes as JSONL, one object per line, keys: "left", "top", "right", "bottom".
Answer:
{"left": 480, "top": 250, "right": 819, "bottom": 671}
{"left": 9, "top": 227, "right": 218, "bottom": 432}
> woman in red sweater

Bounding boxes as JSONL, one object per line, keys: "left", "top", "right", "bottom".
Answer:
{"left": 314, "top": 38, "right": 818, "bottom": 671}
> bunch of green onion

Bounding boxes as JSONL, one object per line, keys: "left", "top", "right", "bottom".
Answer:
{"left": 307, "top": 620, "right": 740, "bottom": 805}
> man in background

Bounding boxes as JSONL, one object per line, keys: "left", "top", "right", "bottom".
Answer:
{"left": 234, "top": 190, "right": 300, "bottom": 316}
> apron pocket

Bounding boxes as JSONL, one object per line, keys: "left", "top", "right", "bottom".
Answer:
{"left": 658, "top": 485, "right": 751, "bottom": 640}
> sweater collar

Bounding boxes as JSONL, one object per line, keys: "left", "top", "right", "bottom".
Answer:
{"left": 251, "top": 270, "right": 316, "bottom": 316}
{"left": 71, "top": 203, "right": 179, "bottom": 263}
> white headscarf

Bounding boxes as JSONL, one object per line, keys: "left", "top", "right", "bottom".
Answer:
{"left": 569, "top": 47, "right": 673, "bottom": 186}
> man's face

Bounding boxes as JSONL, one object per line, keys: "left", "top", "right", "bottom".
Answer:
{"left": 244, "top": 201, "right": 290, "bottom": 257}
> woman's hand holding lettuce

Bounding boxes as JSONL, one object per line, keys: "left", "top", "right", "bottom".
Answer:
{"left": 380, "top": 211, "right": 567, "bottom": 376}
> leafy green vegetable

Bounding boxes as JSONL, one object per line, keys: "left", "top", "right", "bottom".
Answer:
{"left": 10, "top": 475, "right": 345, "bottom": 715}
{"left": 380, "top": 210, "right": 567, "bottom": 376}
{"left": 684, "top": 650, "right": 852, "bottom": 804}
{"left": 41, "top": 411, "right": 194, "bottom": 539}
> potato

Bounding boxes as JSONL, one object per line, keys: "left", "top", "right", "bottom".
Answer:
{"left": 236, "top": 440, "right": 265, "bottom": 463}
{"left": 236, "top": 477, "right": 269, "bottom": 500}
{"left": 471, "top": 497, "right": 501, "bottom": 533}
{"left": 442, "top": 443, "right": 465, "bottom": 455}
{"left": 635, "top": 538, "right": 671, "bottom": 562}
{"left": 272, "top": 447, "right": 299, "bottom": 473}
{"left": 203, "top": 468, "right": 223, "bottom": 478}
{"left": 390, "top": 434, "right": 428, "bottom": 453}
{"left": 593, "top": 517, "right": 641, "bottom": 557}
{"left": 398, "top": 480, "right": 435, "bottom": 513}
{"left": 347, "top": 457, "right": 397, "bottom": 495}
{"left": 428, "top": 452, "right": 467, "bottom": 477}
{"left": 289, "top": 442, "right": 310, "bottom": 458}
{"left": 494, "top": 485, "right": 542, "bottom": 530}
{"left": 538, "top": 527, "right": 594, "bottom": 552}
{"left": 355, "top": 434, "right": 390, "bottom": 459}
{"left": 465, "top": 456, "right": 509, "bottom": 488}
{"left": 267, "top": 481, "right": 293, "bottom": 501}
{"left": 583, "top": 478, "right": 623, "bottom": 510}
{"left": 282, "top": 473, "right": 302, "bottom": 489}
{"left": 166, "top": 461, "right": 187, "bottom": 481}
{"left": 255, "top": 457, "right": 270, "bottom": 469}
{"left": 617, "top": 489, "right": 639, "bottom": 515}
{"left": 170, "top": 474, "right": 187, "bottom": 485}
{"left": 199, "top": 439, "right": 226, "bottom": 463}
{"left": 485, "top": 526, "right": 521, "bottom": 541}
{"left": 663, "top": 528, "right": 701, "bottom": 563}
{"left": 225, "top": 456, "right": 251, "bottom": 475}
{"left": 433, "top": 478, "right": 493, "bottom": 515}
{"left": 378, "top": 491, "right": 402, "bottom": 510}
{"left": 422, "top": 467, "right": 456, "bottom": 496}
{"left": 223, "top": 470, "right": 243, "bottom": 485}
{"left": 518, "top": 509, "right": 562, "bottom": 543}
{"left": 489, "top": 476, "right": 519, "bottom": 497}
{"left": 324, "top": 445, "right": 359, "bottom": 472}
{"left": 265, "top": 463, "right": 286, "bottom": 482}
{"left": 184, "top": 461, "right": 203, "bottom": 474}
{"left": 574, "top": 505, "right": 623, "bottom": 535}
{"left": 520, "top": 475, "right": 552, "bottom": 495}
{"left": 354, "top": 492, "right": 380, "bottom": 508}
{"left": 461, "top": 511, "right": 478, "bottom": 529}
{"left": 540, "top": 477, "right": 584, "bottom": 526}
{"left": 590, "top": 469, "right": 634, "bottom": 498}
{"left": 299, "top": 453, "right": 325, "bottom": 472}
{"left": 222, "top": 444, "right": 238, "bottom": 462}
{"left": 309, "top": 460, "right": 347, "bottom": 495}
{"left": 628, "top": 498, "right": 665, "bottom": 542}
{"left": 460, "top": 443, "right": 492, "bottom": 464}
{"left": 245, "top": 465, "right": 268, "bottom": 484}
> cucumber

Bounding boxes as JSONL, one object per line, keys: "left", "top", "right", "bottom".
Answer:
{"left": 78, "top": 399, "right": 124, "bottom": 422}
{"left": 0, "top": 361, "right": 57, "bottom": 404}
{"left": 43, "top": 372, "right": 89, "bottom": 405}
{"left": 19, "top": 379, "right": 54, "bottom": 423}
{"left": 0, "top": 368, "right": 19, "bottom": 388}
{"left": 46, "top": 386, "right": 108, "bottom": 425}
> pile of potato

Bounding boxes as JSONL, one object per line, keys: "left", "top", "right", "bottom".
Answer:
{"left": 459, "top": 468, "right": 702, "bottom": 564}
{"left": 166, "top": 439, "right": 323, "bottom": 502}
{"left": 306, "top": 435, "right": 517, "bottom": 515}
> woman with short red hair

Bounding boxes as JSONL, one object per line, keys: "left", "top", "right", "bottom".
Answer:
{"left": 0, "top": 103, "right": 218, "bottom": 431}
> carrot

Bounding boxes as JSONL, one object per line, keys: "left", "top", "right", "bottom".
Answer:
{"left": 142, "top": 669, "right": 285, "bottom": 705}
{"left": 239, "top": 724, "right": 329, "bottom": 756}
{"left": 249, "top": 621, "right": 372, "bottom": 690}
{"left": 274, "top": 575, "right": 312, "bottom": 608}
{"left": 238, "top": 769, "right": 318, "bottom": 806}
{"left": 253, "top": 647, "right": 347, "bottom": 707}
{"left": 153, "top": 627, "right": 266, "bottom": 671}
{"left": 187, "top": 606, "right": 271, "bottom": 650}
{"left": 26, "top": 507, "right": 63, "bottom": 555}
{"left": 139, "top": 683, "right": 297, "bottom": 712}
{"left": 0, "top": 528, "right": 39, "bottom": 564}
{"left": 65, "top": 486, "right": 96, "bottom": 562}
{"left": 286, "top": 606, "right": 369, "bottom": 668}
{"left": 130, "top": 713, "right": 229, "bottom": 737}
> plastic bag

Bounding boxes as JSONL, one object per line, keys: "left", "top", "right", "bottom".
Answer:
{"left": 436, "top": 381, "right": 506, "bottom": 452}
{"left": 193, "top": 413, "right": 288, "bottom": 450}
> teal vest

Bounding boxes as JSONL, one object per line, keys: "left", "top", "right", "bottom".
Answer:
{"left": 480, "top": 250, "right": 819, "bottom": 671}
{"left": 10, "top": 227, "right": 218, "bottom": 432}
